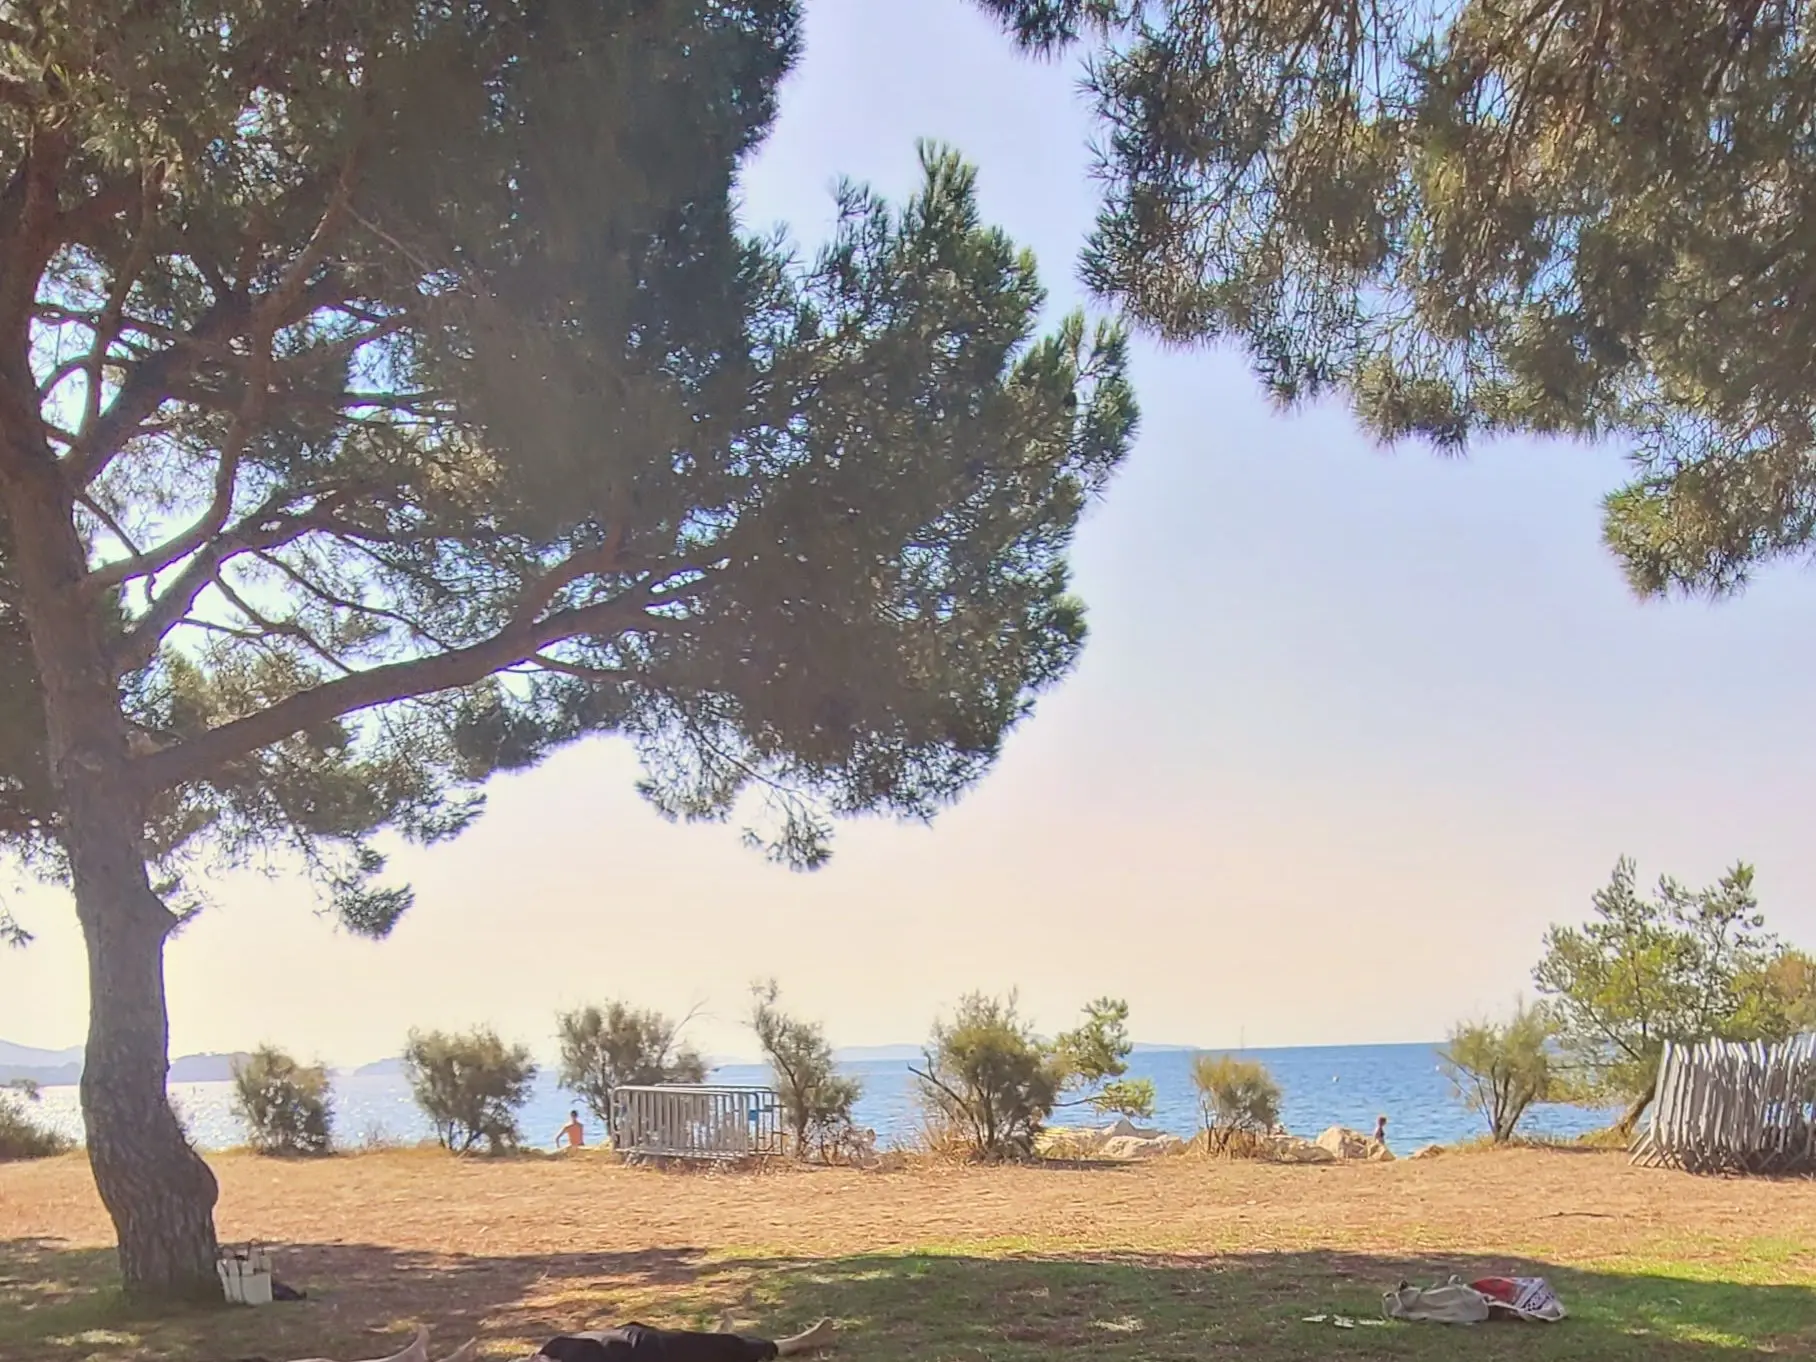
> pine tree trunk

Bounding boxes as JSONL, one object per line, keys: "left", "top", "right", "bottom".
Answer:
{"left": 1613, "top": 1089, "right": 1654, "bottom": 1138}
{"left": 0, "top": 424, "right": 222, "bottom": 1299}
{"left": 71, "top": 775, "right": 222, "bottom": 1298}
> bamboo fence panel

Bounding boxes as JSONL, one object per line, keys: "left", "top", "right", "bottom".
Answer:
{"left": 1633, "top": 1035, "right": 1816, "bottom": 1175}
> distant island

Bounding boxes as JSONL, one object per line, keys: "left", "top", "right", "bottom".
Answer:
{"left": 1, "top": 1043, "right": 250, "bottom": 1087}
{"left": 2, "top": 1036, "right": 1291, "bottom": 1089}
{"left": 348, "top": 1057, "right": 406, "bottom": 1077}
{"left": 829, "top": 1045, "right": 923, "bottom": 1063}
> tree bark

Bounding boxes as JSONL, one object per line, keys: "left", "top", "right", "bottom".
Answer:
{"left": 1613, "top": 1088, "right": 1654, "bottom": 1138}
{"left": 70, "top": 774, "right": 222, "bottom": 1298}
{"left": 0, "top": 410, "right": 221, "bottom": 1299}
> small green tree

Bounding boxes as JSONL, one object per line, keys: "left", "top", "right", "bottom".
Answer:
{"left": 1189, "top": 1054, "right": 1281, "bottom": 1152}
{"left": 1740, "top": 949, "right": 1816, "bottom": 1042}
{"left": 403, "top": 1028, "right": 536, "bottom": 1154}
{"left": 230, "top": 1046, "right": 334, "bottom": 1156}
{"left": 1051, "top": 997, "right": 1156, "bottom": 1120}
{"left": 1535, "top": 858, "right": 1780, "bottom": 1132}
{"left": 1439, "top": 1003, "right": 1557, "bottom": 1145}
{"left": 749, "top": 979, "right": 861, "bottom": 1159}
{"left": 556, "top": 1002, "right": 707, "bottom": 1134}
{"left": 0, "top": 1080, "right": 74, "bottom": 1161}
{"left": 912, "top": 992, "right": 1151, "bottom": 1159}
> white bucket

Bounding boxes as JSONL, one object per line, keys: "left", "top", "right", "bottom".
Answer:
{"left": 217, "top": 1244, "right": 274, "bottom": 1306}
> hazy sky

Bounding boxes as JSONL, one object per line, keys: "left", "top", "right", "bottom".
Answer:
{"left": 4, "top": 0, "right": 1814, "bottom": 1067}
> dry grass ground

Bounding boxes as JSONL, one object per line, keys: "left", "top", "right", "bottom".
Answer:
{"left": 2, "top": 1147, "right": 1813, "bottom": 1361}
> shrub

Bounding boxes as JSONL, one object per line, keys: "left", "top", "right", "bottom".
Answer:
{"left": 230, "top": 1046, "right": 334, "bottom": 1155}
{"left": 0, "top": 1081, "right": 73, "bottom": 1160}
{"left": 913, "top": 992, "right": 1157, "bottom": 1160}
{"left": 1190, "top": 1054, "right": 1281, "bottom": 1153}
{"left": 403, "top": 1027, "right": 537, "bottom": 1154}
{"left": 750, "top": 979, "right": 861, "bottom": 1159}
{"left": 1439, "top": 1000, "right": 1558, "bottom": 1144}
{"left": 913, "top": 992, "right": 1058, "bottom": 1160}
{"left": 556, "top": 1002, "right": 707, "bottom": 1133}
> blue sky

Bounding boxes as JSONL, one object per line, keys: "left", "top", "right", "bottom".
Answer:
{"left": 2, "top": 0, "right": 1812, "bottom": 1066}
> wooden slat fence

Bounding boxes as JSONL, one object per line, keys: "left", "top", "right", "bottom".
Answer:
{"left": 610, "top": 1084, "right": 783, "bottom": 1162}
{"left": 1632, "top": 1035, "right": 1816, "bottom": 1175}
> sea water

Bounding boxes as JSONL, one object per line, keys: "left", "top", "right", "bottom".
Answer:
{"left": 26, "top": 1042, "right": 1617, "bottom": 1151}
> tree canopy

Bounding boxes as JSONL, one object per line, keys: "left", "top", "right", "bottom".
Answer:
{"left": 912, "top": 991, "right": 1153, "bottom": 1159}
{"left": 981, "top": 0, "right": 1816, "bottom": 596}
{"left": 0, "top": 0, "right": 1134, "bottom": 1295}
{"left": 1439, "top": 1001, "right": 1557, "bottom": 1144}
{"left": 556, "top": 1001, "right": 708, "bottom": 1132}
{"left": 1534, "top": 857, "right": 1808, "bottom": 1130}
{"left": 3, "top": 0, "right": 1134, "bottom": 922}
{"left": 749, "top": 978, "right": 862, "bottom": 1158}
{"left": 1189, "top": 1052, "right": 1281, "bottom": 1150}
{"left": 403, "top": 1027, "right": 536, "bottom": 1155}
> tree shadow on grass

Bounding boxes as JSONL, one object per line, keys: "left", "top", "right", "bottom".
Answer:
{"left": 0, "top": 1238, "right": 708, "bottom": 1362}
{"left": 2, "top": 1239, "right": 1810, "bottom": 1362}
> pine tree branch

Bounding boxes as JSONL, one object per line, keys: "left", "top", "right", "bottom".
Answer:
{"left": 0, "top": 124, "right": 70, "bottom": 354}
{"left": 60, "top": 293, "right": 250, "bottom": 486}
{"left": 211, "top": 572, "right": 355, "bottom": 677}
{"left": 131, "top": 586, "right": 671, "bottom": 792}
{"left": 75, "top": 492, "right": 146, "bottom": 562}
{"left": 84, "top": 403, "right": 260, "bottom": 595}
{"left": 80, "top": 169, "right": 162, "bottom": 446}
{"left": 62, "top": 260, "right": 358, "bottom": 490}
{"left": 253, "top": 549, "right": 461, "bottom": 654}
{"left": 513, "top": 522, "right": 627, "bottom": 626}
{"left": 106, "top": 494, "right": 379, "bottom": 675}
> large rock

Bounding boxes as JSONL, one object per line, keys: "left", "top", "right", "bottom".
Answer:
{"left": 1098, "top": 1134, "right": 1186, "bottom": 1160}
{"left": 1410, "top": 1143, "right": 1445, "bottom": 1160}
{"left": 1037, "top": 1123, "right": 1182, "bottom": 1160}
{"left": 1266, "top": 1135, "right": 1337, "bottom": 1164}
{"left": 1316, "top": 1126, "right": 1395, "bottom": 1161}
{"left": 1035, "top": 1127, "right": 1099, "bottom": 1157}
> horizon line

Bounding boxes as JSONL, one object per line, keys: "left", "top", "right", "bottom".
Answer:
{"left": 3, "top": 1035, "right": 1450, "bottom": 1075}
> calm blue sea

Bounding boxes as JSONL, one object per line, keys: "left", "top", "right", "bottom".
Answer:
{"left": 27, "top": 1042, "right": 1618, "bottom": 1153}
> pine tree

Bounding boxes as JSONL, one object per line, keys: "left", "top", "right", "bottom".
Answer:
{"left": 0, "top": 1, "right": 1134, "bottom": 1295}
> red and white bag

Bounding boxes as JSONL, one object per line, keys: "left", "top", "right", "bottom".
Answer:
{"left": 1469, "top": 1277, "right": 1568, "bottom": 1322}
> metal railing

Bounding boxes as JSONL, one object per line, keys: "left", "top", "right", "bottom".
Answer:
{"left": 610, "top": 1084, "right": 783, "bottom": 1161}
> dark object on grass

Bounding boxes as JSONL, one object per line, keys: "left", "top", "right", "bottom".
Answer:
{"left": 535, "top": 1320, "right": 833, "bottom": 1362}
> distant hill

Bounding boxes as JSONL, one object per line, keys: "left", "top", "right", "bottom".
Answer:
{"left": 168, "top": 1052, "right": 251, "bottom": 1083}
{"left": 0, "top": 1040, "right": 84, "bottom": 1088}
{"left": 0, "top": 1060, "right": 80, "bottom": 1086}
{"left": 831, "top": 1044, "right": 923, "bottom": 1063}
{"left": 349, "top": 1057, "right": 406, "bottom": 1078}
{"left": 0, "top": 1053, "right": 84, "bottom": 1075}
{"left": 0, "top": 1042, "right": 251, "bottom": 1086}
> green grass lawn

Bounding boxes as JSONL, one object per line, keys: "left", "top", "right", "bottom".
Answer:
{"left": 4, "top": 1235, "right": 1811, "bottom": 1362}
